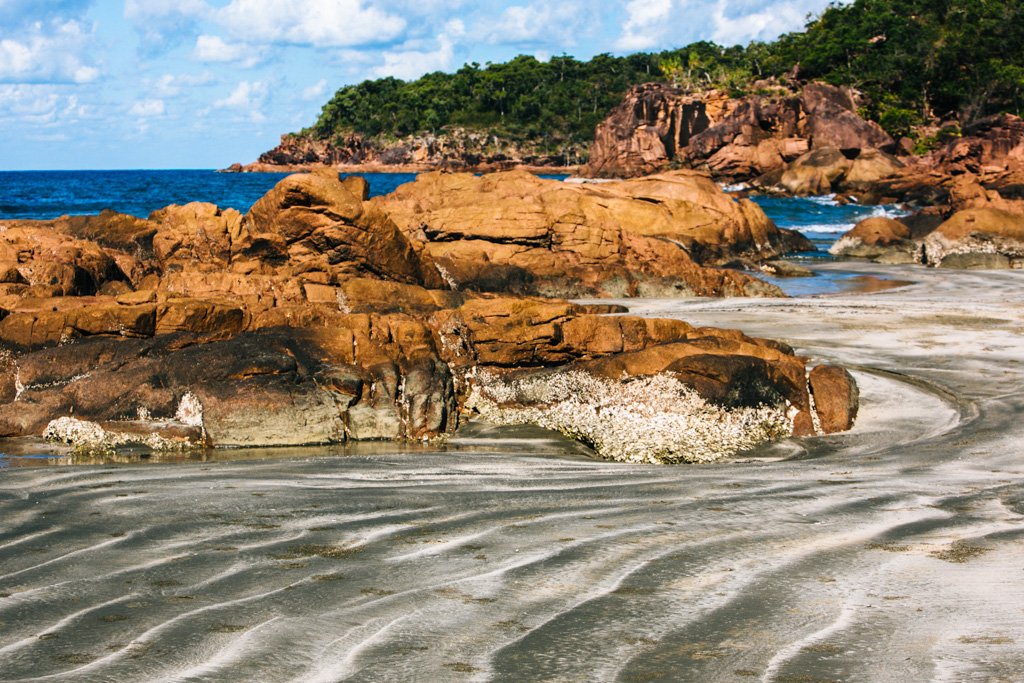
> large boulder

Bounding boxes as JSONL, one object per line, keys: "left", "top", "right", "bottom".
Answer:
{"left": 800, "top": 83, "right": 895, "bottom": 153}
{"left": 809, "top": 365, "right": 859, "bottom": 433}
{"left": 150, "top": 202, "right": 241, "bottom": 269}
{"left": 922, "top": 208, "right": 1024, "bottom": 268}
{"left": 242, "top": 169, "right": 444, "bottom": 288}
{"left": 754, "top": 147, "right": 903, "bottom": 196}
{"left": 829, "top": 216, "right": 917, "bottom": 263}
{"left": 372, "top": 169, "right": 797, "bottom": 298}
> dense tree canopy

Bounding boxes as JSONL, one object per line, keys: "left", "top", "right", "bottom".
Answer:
{"left": 308, "top": 0, "right": 1024, "bottom": 150}
{"left": 769, "top": 0, "right": 1024, "bottom": 129}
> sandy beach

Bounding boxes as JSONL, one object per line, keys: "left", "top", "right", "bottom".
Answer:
{"left": 1, "top": 262, "right": 1022, "bottom": 681}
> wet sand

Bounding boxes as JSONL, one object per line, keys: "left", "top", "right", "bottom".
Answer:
{"left": 1, "top": 263, "right": 1023, "bottom": 681}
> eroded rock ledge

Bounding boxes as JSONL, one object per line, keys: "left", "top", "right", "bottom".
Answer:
{"left": 0, "top": 170, "right": 854, "bottom": 461}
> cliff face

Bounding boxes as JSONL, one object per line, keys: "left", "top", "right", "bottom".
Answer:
{"left": 581, "top": 81, "right": 896, "bottom": 180}
{"left": 579, "top": 83, "right": 734, "bottom": 178}
{"left": 234, "top": 128, "right": 586, "bottom": 172}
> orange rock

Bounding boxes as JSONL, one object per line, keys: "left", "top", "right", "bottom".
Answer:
{"left": 243, "top": 169, "right": 442, "bottom": 287}
{"left": 150, "top": 202, "right": 241, "bottom": 268}
{"left": 374, "top": 169, "right": 787, "bottom": 297}
{"left": 809, "top": 365, "right": 860, "bottom": 433}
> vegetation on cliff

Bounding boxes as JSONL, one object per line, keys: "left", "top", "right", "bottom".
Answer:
{"left": 301, "top": 0, "right": 1023, "bottom": 156}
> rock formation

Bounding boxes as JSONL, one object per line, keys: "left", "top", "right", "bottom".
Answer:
{"left": 0, "top": 170, "right": 857, "bottom": 460}
{"left": 579, "top": 83, "right": 732, "bottom": 178}
{"left": 753, "top": 147, "right": 904, "bottom": 196}
{"left": 581, "top": 81, "right": 896, "bottom": 181}
{"left": 371, "top": 169, "right": 811, "bottom": 297}
{"left": 831, "top": 175, "right": 1024, "bottom": 268}
{"left": 231, "top": 128, "right": 584, "bottom": 173}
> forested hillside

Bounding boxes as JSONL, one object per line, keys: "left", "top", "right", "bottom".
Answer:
{"left": 299, "top": 0, "right": 1024, "bottom": 156}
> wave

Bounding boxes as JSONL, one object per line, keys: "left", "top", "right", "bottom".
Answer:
{"left": 788, "top": 204, "right": 911, "bottom": 235}
{"left": 804, "top": 193, "right": 840, "bottom": 206}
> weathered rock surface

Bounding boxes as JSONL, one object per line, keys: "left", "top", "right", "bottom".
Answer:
{"left": 0, "top": 170, "right": 858, "bottom": 458}
{"left": 829, "top": 216, "right": 917, "bottom": 263}
{"left": 371, "top": 169, "right": 811, "bottom": 297}
{"left": 582, "top": 81, "right": 895, "bottom": 181}
{"left": 922, "top": 208, "right": 1024, "bottom": 268}
{"left": 809, "top": 365, "right": 859, "bottom": 433}
{"left": 580, "top": 83, "right": 730, "bottom": 178}
{"left": 754, "top": 147, "right": 904, "bottom": 196}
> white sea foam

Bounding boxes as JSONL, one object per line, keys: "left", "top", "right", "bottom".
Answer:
{"left": 794, "top": 205, "right": 911, "bottom": 235}
{"left": 805, "top": 193, "right": 840, "bottom": 206}
{"left": 719, "top": 182, "right": 749, "bottom": 192}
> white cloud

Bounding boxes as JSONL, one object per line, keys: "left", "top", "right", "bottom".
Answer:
{"left": 215, "top": 0, "right": 406, "bottom": 48}
{"left": 0, "top": 84, "right": 59, "bottom": 121}
{"left": 0, "top": 20, "right": 99, "bottom": 84}
{"left": 613, "top": 0, "right": 837, "bottom": 51}
{"left": 152, "top": 71, "right": 215, "bottom": 97}
{"left": 302, "top": 78, "right": 328, "bottom": 100}
{"left": 213, "top": 80, "right": 269, "bottom": 120}
{"left": 486, "top": 2, "right": 588, "bottom": 45}
{"left": 129, "top": 99, "right": 165, "bottom": 117}
{"left": 374, "top": 19, "right": 463, "bottom": 81}
{"left": 709, "top": 0, "right": 817, "bottom": 45}
{"left": 194, "top": 34, "right": 263, "bottom": 67}
{"left": 0, "top": 84, "right": 86, "bottom": 126}
{"left": 615, "top": 0, "right": 675, "bottom": 51}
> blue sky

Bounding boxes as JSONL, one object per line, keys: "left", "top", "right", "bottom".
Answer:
{"left": 0, "top": 0, "right": 839, "bottom": 170}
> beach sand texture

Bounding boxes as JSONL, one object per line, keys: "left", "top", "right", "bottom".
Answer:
{"left": 0, "top": 262, "right": 1022, "bottom": 681}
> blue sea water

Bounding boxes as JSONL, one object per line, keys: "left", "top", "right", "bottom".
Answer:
{"left": 0, "top": 170, "right": 419, "bottom": 220}
{"left": 752, "top": 194, "right": 906, "bottom": 254}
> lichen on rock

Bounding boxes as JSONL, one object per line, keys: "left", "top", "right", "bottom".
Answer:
{"left": 466, "top": 370, "right": 793, "bottom": 464}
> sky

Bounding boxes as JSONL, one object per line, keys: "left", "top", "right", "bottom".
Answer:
{"left": 0, "top": 0, "right": 840, "bottom": 170}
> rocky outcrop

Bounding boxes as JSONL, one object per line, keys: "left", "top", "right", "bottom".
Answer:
{"left": 371, "top": 169, "right": 812, "bottom": 297}
{"left": 754, "top": 147, "right": 904, "bottom": 196}
{"left": 232, "top": 129, "right": 584, "bottom": 173}
{"left": 855, "top": 115, "right": 1024, "bottom": 206}
{"left": 921, "top": 208, "right": 1024, "bottom": 268}
{"left": 799, "top": 83, "right": 894, "bottom": 153}
{"left": 928, "top": 114, "right": 1024, "bottom": 175}
{"left": 0, "top": 170, "right": 858, "bottom": 460}
{"left": 579, "top": 83, "right": 732, "bottom": 178}
{"left": 831, "top": 175, "right": 1024, "bottom": 268}
{"left": 581, "top": 81, "right": 896, "bottom": 181}
{"left": 828, "top": 216, "right": 917, "bottom": 263}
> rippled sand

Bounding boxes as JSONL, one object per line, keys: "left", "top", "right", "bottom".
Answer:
{"left": 2, "top": 263, "right": 1023, "bottom": 682}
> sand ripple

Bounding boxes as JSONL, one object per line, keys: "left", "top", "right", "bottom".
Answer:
{"left": 2, "top": 263, "right": 1024, "bottom": 681}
